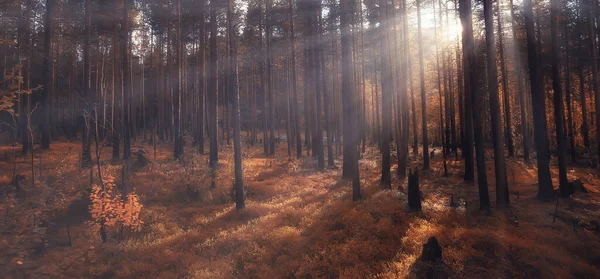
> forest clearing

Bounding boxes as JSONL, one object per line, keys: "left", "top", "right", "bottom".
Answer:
{"left": 3, "top": 0, "right": 600, "bottom": 277}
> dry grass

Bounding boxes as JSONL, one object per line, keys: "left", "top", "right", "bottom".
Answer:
{"left": 0, "top": 140, "right": 599, "bottom": 278}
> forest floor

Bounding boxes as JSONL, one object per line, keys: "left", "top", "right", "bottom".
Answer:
{"left": 1, "top": 138, "right": 600, "bottom": 278}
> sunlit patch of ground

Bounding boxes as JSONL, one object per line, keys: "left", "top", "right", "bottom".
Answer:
{"left": 1, "top": 140, "right": 599, "bottom": 278}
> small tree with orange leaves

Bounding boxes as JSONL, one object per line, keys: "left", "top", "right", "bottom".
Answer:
{"left": 89, "top": 173, "right": 143, "bottom": 242}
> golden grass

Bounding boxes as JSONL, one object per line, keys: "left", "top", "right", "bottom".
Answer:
{"left": 1, "top": 141, "right": 599, "bottom": 278}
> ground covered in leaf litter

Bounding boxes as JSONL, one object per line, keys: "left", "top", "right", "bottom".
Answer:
{"left": 1, "top": 140, "right": 599, "bottom": 278}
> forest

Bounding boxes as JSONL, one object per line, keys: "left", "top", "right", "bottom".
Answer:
{"left": 1, "top": 0, "right": 600, "bottom": 277}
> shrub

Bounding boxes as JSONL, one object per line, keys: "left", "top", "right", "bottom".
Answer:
{"left": 89, "top": 175, "right": 143, "bottom": 234}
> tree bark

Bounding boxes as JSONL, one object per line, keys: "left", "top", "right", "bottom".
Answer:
{"left": 341, "top": 0, "right": 361, "bottom": 201}
{"left": 484, "top": 0, "right": 509, "bottom": 207}
{"left": 417, "top": 0, "right": 430, "bottom": 169}
{"left": 41, "top": 0, "right": 53, "bottom": 149}
{"left": 550, "top": 0, "right": 569, "bottom": 195}
{"left": 209, "top": 0, "right": 219, "bottom": 166}
{"left": 524, "top": 0, "right": 554, "bottom": 200}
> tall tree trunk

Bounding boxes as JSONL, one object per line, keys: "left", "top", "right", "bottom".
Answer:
{"left": 341, "top": 0, "right": 361, "bottom": 201}
{"left": 579, "top": 65, "right": 591, "bottom": 150}
{"left": 209, "top": 0, "right": 219, "bottom": 166}
{"left": 379, "top": 0, "right": 391, "bottom": 188}
{"left": 266, "top": 0, "right": 276, "bottom": 155}
{"left": 198, "top": 0, "right": 206, "bottom": 154}
{"left": 484, "top": 0, "right": 509, "bottom": 207}
{"left": 19, "top": 0, "right": 32, "bottom": 155}
{"left": 398, "top": 0, "right": 410, "bottom": 178}
{"left": 228, "top": 0, "right": 245, "bottom": 209}
{"left": 524, "top": 0, "right": 554, "bottom": 200}
{"left": 497, "top": 0, "right": 514, "bottom": 157}
{"left": 112, "top": 15, "right": 120, "bottom": 162}
{"left": 459, "top": 0, "right": 475, "bottom": 182}
{"left": 311, "top": 4, "right": 325, "bottom": 170}
{"left": 416, "top": 0, "right": 430, "bottom": 169}
{"left": 41, "top": 0, "right": 53, "bottom": 149}
{"left": 509, "top": 0, "right": 530, "bottom": 161}
{"left": 82, "top": 0, "right": 93, "bottom": 167}
{"left": 433, "top": 0, "right": 447, "bottom": 176}
{"left": 550, "top": 0, "right": 569, "bottom": 195}
{"left": 564, "top": 23, "right": 576, "bottom": 162}
{"left": 461, "top": 0, "right": 489, "bottom": 208}
{"left": 121, "top": 0, "right": 131, "bottom": 160}
{"left": 318, "top": 8, "right": 334, "bottom": 168}
{"left": 587, "top": 0, "right": 600, "bottom": 169}
{"left": 288, "top": 0, "right": 302, "bottom": 158}
{"left": 174, "top": 0, "right": 183, "bottom": 159}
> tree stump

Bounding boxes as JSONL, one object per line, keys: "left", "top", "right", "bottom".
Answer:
{"left": 420, "top": 236, "right": 442, "bottom": 262}
{"left": 11, "top": 174, "right": 26, "bottom": 192}
{"left": 134, "top": 150, "right": 150, "bottom": 168}
{"left": 408, "top": 168, "right": 422, "bottom": 211}
{"left": 564, "top": 179, "right": 588, "bottom": 196}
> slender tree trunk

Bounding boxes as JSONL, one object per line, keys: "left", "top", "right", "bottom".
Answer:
{"left": 587, "top": 0, "right": 600, "bottom": 169}
{"left": 508, "top": 0, "right": 530, "bottom": 161}
{"left": 288, "top": 0, "right": 302, "bottom": 159}
{"left": 524, "top": 0, "right": 554, "bottom": 200}
{"left": 82, "top": 0, "right": 93, "bottom": 166}
{"left": 550, "top": 0, "right": 569, "bottom": 195}
{"left": 433, "top": 0, "right": 448, "bottom": 177}
{"left": 341, "top": 0, "right": 361, "bottom": 201}
{"left": 209, "top": 0, "right": 219, "bottom": 166}
{"left": 379, "top": 0, "right": 391, "bottom": 188}
{"left": 417, "top": 0, "right": 430, "bottom": 169}
{"left": 19, "top": 0, "right": 32, "bottom": 155}
{"left": 484, "top": 0, "right": 509, "bottom": 207}
{"left": 318, "top": 12, "right": 334, "bottom": 167}
{"left": 41, "top": 0, "right": 53, "bottom": 149}
{"left": 398, "top": 0, "right": 410, "bottom": 179}
{"left": 564, "top": 22, "right": 576, "bottom": 162}
{"left": 227, "top": 0, "right": 245, "bottom": 209}
{"left": 266, "top": 0, "right": 276, "bottom": 155}
{"left": 121, "top": 0, "right": 131, "bottom": 160}
{"left": 459, "top": 0, "right": 475, "bottom": 182}
{"left": 579, "top": 65, "right": 591, "bottom": 150}
{"left": 174, "top": 0, "right": 183, "bottom": 159}
{"left": 198, "top": 0, "right": 206, "bottom": 154}
{"left": 112, "top": 17, "right": 120, "bottom": 162}
{"left": 461, "top": 0, "right": 489, "bottom": 209}
{"left": 497, "top": 0, "right": 514, "bottom": 157}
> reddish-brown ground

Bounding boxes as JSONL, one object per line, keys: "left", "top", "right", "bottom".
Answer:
{"left": 1, "top": 140, "right": 599, "bottom": 278}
